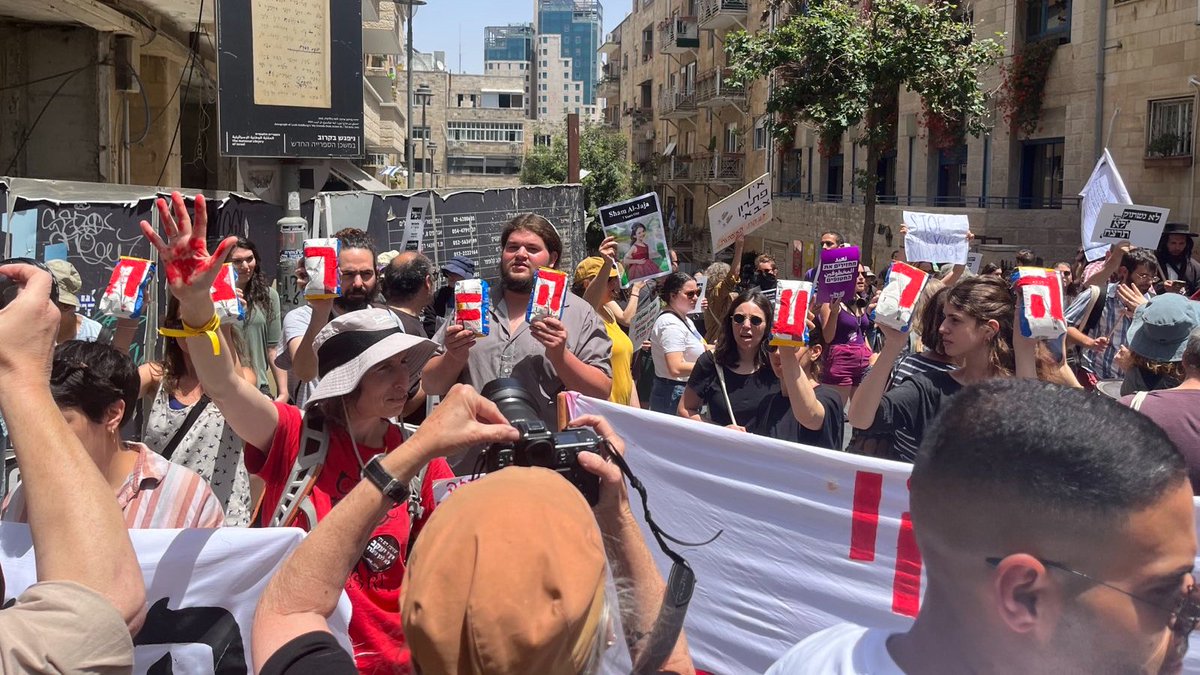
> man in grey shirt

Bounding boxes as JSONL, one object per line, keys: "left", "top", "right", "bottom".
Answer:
{"left": 424, "top": 214, "right": 612, "bottom": 441}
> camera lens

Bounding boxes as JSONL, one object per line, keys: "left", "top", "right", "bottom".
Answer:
{"left": 480, "top": 377, "right": 543, "bottom": 425}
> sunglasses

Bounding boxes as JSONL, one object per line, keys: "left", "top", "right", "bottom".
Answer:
{"left": 732, "top": 313, "right": 765, "bottom": 327}
{"left": 682, "top": 290, "right": 700, "bottom": 299}
{"left": 986, "top": 556, "right": 1200, "bottom": 639}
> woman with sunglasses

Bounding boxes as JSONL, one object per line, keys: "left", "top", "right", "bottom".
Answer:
{"left": 679, "top": 290, "right": 844, "bottom": 449}
{"left": 649, "top": 271, "right": 707, "bottom": 415}
{"left": 817, "top": 264, "right": 875, "bottom": 404}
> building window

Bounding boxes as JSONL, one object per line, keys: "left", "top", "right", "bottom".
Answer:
{"left": 936, "top": 145, "right": 968, "bottom": 207}
{"left": 824, "top": 153, "right": 844, "bottom": 202}
{"left": 724, "top": 124, "right": 739, "bottom": 153}
{"left": 411, "top": 126, "right": 430, "bottom": 140}
{"left": 366, "top": 153, "right": 387, "bottom": 166}
{"left": 535, "top": 134, "right": 553, "bottom": 147}
{"left": 642, "top": 26, "right": 653, "bottom": 56}
{"left": 682, "top": 197, "right": 694, "bottom": 226}
{"left": 445, "top": 121, "right": 525, "bottom": 143}
{"left": 753, "top": 117, "right": 769, "bottom": 151}
{"left": 447, "top": 155, "right": 521, "bottom": 175}
{"left": 411, "top": 157, "right": 428, "bottom": 173}
{"left": 1019, "top": 138, "right": 1064, "bottom": 209}
{"left": 1146, "top": 97, "right": 1194, "bottom": 158}
{"left": 876, "top": 150, "right": 897, "bottom": 205}
{"left": 1025, "top": 0, "right": 1070, "bottom": 43}
{"left": 780, "top": 149, "right": 802, "bottom": 194}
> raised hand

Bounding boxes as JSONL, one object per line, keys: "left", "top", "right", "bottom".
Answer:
{"left": 139, "top": 192, "right": 236, "bottom": 301}
{"left": 598, "top": 236, "right": 619, "bottom": 265}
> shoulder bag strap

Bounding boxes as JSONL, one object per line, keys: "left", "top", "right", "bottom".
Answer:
{"left": 713, "top": 360, "right": 737, "bottom": 428}
{"left": 1130, "top": 390, "right": 1149, "bottom": 412}
{"left": 159, "top": 395, "right": 211, "bottom": 461}
{"left": 404, "top": 461, "right": 431, "bottom": 562}
{"left": 268, "top": 410, "right": 329, "bottom": 527}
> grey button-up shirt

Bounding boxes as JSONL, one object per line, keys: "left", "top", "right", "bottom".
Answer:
{"left": 433, "top": 284, "right": 613, "bottom": 428}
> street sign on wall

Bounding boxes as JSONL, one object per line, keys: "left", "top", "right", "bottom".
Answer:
{"left": 216, "top": 0, "right": 364, "bottom": 158}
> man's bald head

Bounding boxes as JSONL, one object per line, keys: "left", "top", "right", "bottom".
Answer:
{"left": 383, "top": 252, "right": 434, "bottom": 306}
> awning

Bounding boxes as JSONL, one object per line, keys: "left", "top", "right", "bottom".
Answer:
{"left": 481, "top": 88, "right": 526, "bottom": 94}
{"left": 663, "top": 141, "right": 677, "bottom": 156}
{"left": 363, "top": 28, "right": 403, "bottom": 56}
{"left": 331, "top": 160, "right": 392, "bottom": 191}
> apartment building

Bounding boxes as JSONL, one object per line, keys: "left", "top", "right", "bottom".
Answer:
{"left": 484, "top": 24, "right": 535, "bottom": 117}
{"left": 399, "top": 70, "right": 531, "bottom": 189}
{"left": 603, "top": 0, "right": 1200, "bottom": 270}
{"left": 538, "top": 0, "right": 604, "bottom": 106}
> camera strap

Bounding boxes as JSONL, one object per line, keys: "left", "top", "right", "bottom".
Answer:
{"left": 602, "top": 439, "right": 722, "bottom": 675}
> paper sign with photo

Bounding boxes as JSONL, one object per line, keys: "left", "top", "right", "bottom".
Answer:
{"left": 599, "top": 192, "right": 671, "bottom": 286}
{"left": 902, "top": 211, "right": 970, "bottom": 264}
{"left": 815, "top": 246, "right": 861, "bottom": 304}
{"left": 708, "top": 173, "right": 773, "bottom": 252}
{"left": 1089, "top": 203, "right": 1170, "bottom": 249}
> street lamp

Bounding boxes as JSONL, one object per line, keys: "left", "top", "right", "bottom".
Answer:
{"left": 395, "top": 0, "right": 427, "bottom": 189}
{"left": 426, "top": 141, "right": 438, "bottom": 189}
{"left": 415, "top": 83, "right": 433, "bottom": 188}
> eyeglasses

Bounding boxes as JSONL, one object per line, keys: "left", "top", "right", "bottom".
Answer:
{"left": 732, "top": 313, "right": 765, "bottom": 327}
{"left": 682, "top": 290, "right": 700, "bottom": 299}
{"left": 986, "top": 556, "right": 1200, "bottom": 639}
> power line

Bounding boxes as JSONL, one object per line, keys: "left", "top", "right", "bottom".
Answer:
{"left": 0, "top": 62, "right": 97, "bottom": 91}
{"left": 156, "top": 0, "right": 205, "bottom": 185}
{"left": 3, "top": 67, "right": 89, "bottom": 175}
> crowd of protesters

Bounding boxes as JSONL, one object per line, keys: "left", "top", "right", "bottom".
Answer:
{"left": 0, "top": 191, "right": 1198, "bottom": 674}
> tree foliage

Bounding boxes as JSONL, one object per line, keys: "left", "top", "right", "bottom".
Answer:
{"left": 521, "top": 124, "right": 635, "bottom": 222}
{"left": 726, "top": 0, "right": 1003, "bottom": 262}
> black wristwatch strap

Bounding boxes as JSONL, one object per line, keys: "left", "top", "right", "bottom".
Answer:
{"left": 362, "top": 455, "right": 411, "bottom": 504}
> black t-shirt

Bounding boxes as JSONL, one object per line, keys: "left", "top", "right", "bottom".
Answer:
{"left": 866, "top": 370, "right": 963, "bottom": 461}
{"left": 432, "top": 285, "right": 455, "bottom": 317}
{"left": 260, "top": 631, "right": 357, "bottom": 675}
{"left": 760, "top": 385, "right": 845, "bottom": 451}
{"left": 687, "top": 351, "right": 782, "bottom": 432}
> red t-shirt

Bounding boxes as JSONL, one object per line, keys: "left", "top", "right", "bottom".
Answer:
{"left": 246, "top": 402, "right": 453, "bottom": 675}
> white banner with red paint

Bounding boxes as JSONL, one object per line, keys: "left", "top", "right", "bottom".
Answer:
{"left": 566, "top": 394, "right": 1200, "bottom": 674}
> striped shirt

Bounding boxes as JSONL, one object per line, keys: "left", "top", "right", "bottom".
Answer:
{"left": 3, "top": 442, "right": 225, "bottom": 529}
{"left": 888, "top": 353, "right": 958, "bottom": 461}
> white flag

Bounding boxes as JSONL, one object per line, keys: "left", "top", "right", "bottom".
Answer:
{"left": 1078, "top": 149, "right": 1132, "bottom": 262}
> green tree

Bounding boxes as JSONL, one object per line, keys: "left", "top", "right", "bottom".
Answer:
{"left": 726, "top": 0, "right": 1002, "bottom": 265}
{"left": 521, "top": 124, "right": 635, "bottom": 235}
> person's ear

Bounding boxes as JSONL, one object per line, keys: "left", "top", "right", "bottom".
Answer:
{"left": 808, "top": 344, "right": 823, "bottom": 363}
{"left": 993, "top": 554, "right": 1057, "bottom": 636}
{"left": 105, "top": 400, "right": 126, "bottom": 433}
{"left": 985, "top": 319, "right": 1000, "bottom": 338}
{"left": 550, "top": 252, "right": 560, "bottom": 269}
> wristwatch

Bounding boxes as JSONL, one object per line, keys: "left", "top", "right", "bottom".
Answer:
{"left": 361, "top": 455, "right": 411, "bottom": 504}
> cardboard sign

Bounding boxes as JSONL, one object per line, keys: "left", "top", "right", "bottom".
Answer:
{"left": 99, "top": 256, "right": 155, "bottom": 319}
{"left": 303, "top": 238, "right": 341, "bottom": 300}
{"left": 526, "top": 267, "right": 569, "bottom": 322}
{"left": 1090, "top": 203, "right": 1170, "bottom": 249}
{"left": 708, "top": 173, "right": 773, "bottom": 252}
{"left": 629, "top": 280, "right": 662, "bottom": 347}
{"left": 402, "top": 195, "right": 429, "bottom": 252}
{"left": 599, "top": 193, "right": 671, "bottom": 285}
{"left": 1079, "top": 149, "right": 1132, "bottom": 262}
{"left": 873, "top": 262, "right": 929, "bottom": 333}
{"left": 690, "top": 275, "right": 709, "bottom": 314}
{"left": 815, "top": 246, "right": 861, "bottom": 304}
{"left": 902, "top": 211, "right": 970, "bottom": 264}
{"left": 770, "top": 280, "right": 813, "bottom": 348}
{"left": 1011, "top": 267, "right": 1067, "bottom": 339}
{"left": 966, "top": 251, "right": 983, "bottom": 275}
{"left": 454, "top": 278, "right": 490, "bottom": 336}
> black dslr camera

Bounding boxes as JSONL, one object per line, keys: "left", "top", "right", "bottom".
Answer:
{"left": 480, "top": 378, "right": 604, "bottom": 505}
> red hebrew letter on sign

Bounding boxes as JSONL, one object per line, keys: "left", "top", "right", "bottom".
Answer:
{"left": 848, "top": 471, "right": 924, "bottom": 617}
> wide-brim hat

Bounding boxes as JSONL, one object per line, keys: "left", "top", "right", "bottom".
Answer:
{"left": 46, "top": 259, "right": 82, "bottom": 308}
{"left": 1162, "top": 222, "right": 1198, "bottom": 237}
{"left": 1126, "top": 294, "right": 1200, "bottom": 363}
{"left": 306, "top": 308, "right": 439, "bottom": 409}
{"left": 441, "top": 254, "right": 475, "bottom": 279}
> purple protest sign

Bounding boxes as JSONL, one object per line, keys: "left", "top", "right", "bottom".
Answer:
{"left": 816, "top": 246, "right": 861, "bottom": 304}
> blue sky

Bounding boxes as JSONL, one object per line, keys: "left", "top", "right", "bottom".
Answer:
{"left": 411, "top": 0, "right": 617, "bottom": 74}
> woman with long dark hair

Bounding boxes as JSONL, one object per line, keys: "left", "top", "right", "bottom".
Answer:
{"left": 229, "top": 237, "right": 287, "bottom": 400}
{"left": 138, "top": 296, "right": 259, "bottom": 526}
{"left": 679, "top": 290, "right": 843, "bottom": 449}
{"left": 849, "top": 276, "right": 1030, "bottom": 460}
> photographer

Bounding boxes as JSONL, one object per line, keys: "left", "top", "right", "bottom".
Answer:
{"left": 0, "top": 261, "right": 145, "bottom": 670}
{"left": 252, "top": 387, "right": 695, "bottom": 675}
{"left": 139, "top": 193, "right": 454, "bottom": 674}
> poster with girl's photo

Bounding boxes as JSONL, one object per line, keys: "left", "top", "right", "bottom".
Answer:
{"left": 598, "top": 192, "right": 671, "bottom": 286}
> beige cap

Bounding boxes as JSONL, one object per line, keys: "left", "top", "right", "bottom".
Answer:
{"left": 47, "top": 259, "right": 82, "bottom": 308}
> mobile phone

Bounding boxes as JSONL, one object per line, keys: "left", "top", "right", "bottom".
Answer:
{"left": 0, "top": 258, "right": 59, "bottom": 310}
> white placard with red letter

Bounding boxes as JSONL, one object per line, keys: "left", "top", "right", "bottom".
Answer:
{"left": 211, "top": 263, "right": 244, "bottom": 324}
{"left": 303, "top": 238, "right": 341, "bottom": 300}
{"left": 873, "top": 262, "right": 929, "bottom": 332}
{"left": 99, "top": 256, "right": 155, "bottom": 319}
{"left": 1012, "top": 267, "right": 1067, "bottom": 339}
{"left": 526, "top": 267, "right": 569, "bottom": 322}
{"left": 769, "top": 280, "right": 813, "bottom": 347}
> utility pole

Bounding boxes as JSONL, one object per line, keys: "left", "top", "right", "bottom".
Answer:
{"left": 276, "top": 163, "right": 308, "bottom": 316}
{"left": 567, "top": 112, "right": 580, "bottom": 182}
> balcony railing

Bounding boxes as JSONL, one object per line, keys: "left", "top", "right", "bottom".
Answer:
{"left": 699, "top": 0, "right": 749, "bottom": 31}
{"left": 658, "top": 156, "right": 693, "bottom": 183}
{"left": 634, "top": 142, "right": 655, "bottom": 164}
{"left": 692, "top": 152, "right": 744, "bottom": 183}
{"left": 658, "top": 88, "right": 696, "bottom": 119}
{"left": 658, "top": 16, "right": 699, "bottom": 54}
{"left": 598, "top": 75, "right": 620, "bottom": 98}
{"left": 695, "top": 68, "right": 746, "bottom": 108}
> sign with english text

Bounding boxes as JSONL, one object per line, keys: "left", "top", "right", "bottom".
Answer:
{"left": 902, "top": 211, "right": 970, "bottom": 264}
{"left": 1090, "top": 203, "right": 1170, "bottom": 249}
{"left": 708, "top": 173, "right": 773, "bottom": 253}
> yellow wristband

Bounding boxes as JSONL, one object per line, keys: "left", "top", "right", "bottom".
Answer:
{"left": 158, "top": 313, "right": 222, "bottom": 356}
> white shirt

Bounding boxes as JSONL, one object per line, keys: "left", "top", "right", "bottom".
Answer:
{"left": 767, "top": 624, "right": 904, "bottom": 675}
{"left": 650, "top": 312, "right": 705, "bottom": 381}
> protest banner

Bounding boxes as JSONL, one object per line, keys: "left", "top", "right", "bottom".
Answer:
{"left": 599, "top": 193, "right": 671, "bottom": 286}
{"left": 0, "top": 525, "right": 352, "bottom": 674}
{"left": 1089, "top": 203, "right": 1170, "bottom": 249}
{"left": 708, "top": 173, "right": 773, "bottom": 253}
{"left": 564, "top": 394, "right": 1200, "bottom": 674}
{"left": 1079, "top": 149, "right": 1132, "bottom": 262}
{"left": 902, "top": 211, "right": 970, "bottom": 264}
{"left": 815, "top": 246, "right": 861, "bottom": 304}
{"left": 629, "top": 279, "right": 662, "bottom": 347}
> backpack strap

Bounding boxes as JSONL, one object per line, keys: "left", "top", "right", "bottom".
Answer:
{"left": 1130, "top": 390, "right": 1149, "bottom": 412}
{"left": 713, "top": 359, "right": 737, "bottom": 428}
{"left": 404, "top": 461, "right": 430, "bottom": 562}
{"left": 267, "top": 410, "right": 329, "bottom": 528}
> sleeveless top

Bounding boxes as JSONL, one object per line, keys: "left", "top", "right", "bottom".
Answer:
{"left": 142, "top": 382, "right": 252, "bottom": 526}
